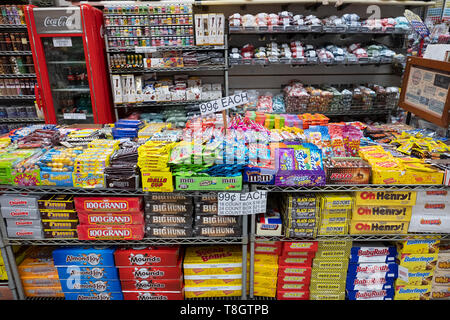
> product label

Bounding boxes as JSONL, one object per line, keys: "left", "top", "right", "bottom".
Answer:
{"left": 355, "top": 191, "right": 417, "bottom": 205}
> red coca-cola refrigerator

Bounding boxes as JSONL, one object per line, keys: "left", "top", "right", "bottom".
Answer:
{"left": 25, "top": 4, "right": 114, "bottom": 124}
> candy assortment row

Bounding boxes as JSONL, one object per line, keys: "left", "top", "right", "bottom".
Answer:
{"left": 105, "top": 15, "right": 193, "bottom": 28}
{"left": 108, "top": 37, "right": 195, "bottom": 49}
{"left": 106, "top": 26, "right": 194, "bottom": 38}
{"left": 103, "top": 4, "right": 192, "bottom": 15}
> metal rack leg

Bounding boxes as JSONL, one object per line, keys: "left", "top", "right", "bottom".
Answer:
{"left": 0, "top": 242, "right": 18, "bottom": 300}
{"left": 5, "top": 245, "right": 24, "bottom": 300}
{"left": 241, "top": 214, "right": 248, "bottom": 300}
{"left": 249, "top": 212, "right": 255, "bottom": 299}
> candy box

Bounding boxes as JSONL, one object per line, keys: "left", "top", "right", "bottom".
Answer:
{"left": 347, "top": 289, "right": 394, "bottom": 300}
{"left": 6, "top": 219, "right": 41, "bottom": 228}
{"left": 243, "top": 167, "right": 276, "bottom": 184}
{"left": 282, "top": 241, "right": 318, "bottom": 253}
{"left": 72, "top": 172, "right": 106, "bottom": 188}
{"left": 394, "top": 284, "right": 432, "bottom": 300}
{"left": 77, "top": 224, "right": 144, "bottom": 241}
{"left": 194, "top": 215, "right": 241, "bottom": 226}
{"left": 117, "top": 258, "right": 182, "bottom": 280}
{"left": 41, "top": 220, "right": 78, "bottom": 230}
{"left": 146, "top": 226, "right": 193, "bottom": 238}
{"left": 114, "top": 246, "right": 180, "bottom": 267}
{"left": 349, "top": 220, "right": 409, "bottom": 235}
{"left": 276, "top": 290, "right": 309, "bottom": 300}
{"left": 309, "top": 291, "right": 345, "bottom": 300}
{"left": 432, "top": 270, "right": 449, "bottom": 286}
{"left": 319, "top": 193, "right": 353, "bottom": 210}
{"left": 1, "top": 207, "right": 39, "bottom": 219}
{"left": 52, "top": 246, "right": 117, "bottom": 267}
{"left": 324, "top": 157, "right": 371, "bottom": 185}
{"left": 318, "top": 223, "right": 348, "bottom": 235}
{"left": 354, "top": 191, "right": 417, "bottom": 206}
{"left": 141, "top": 171, "right": 174, "bottom": 192}
{"left": 249, "top": 275, "right": 277, "bottom": 288}
{"left": 146, "top": 194, "right": 191, "bottom": 203}
{"left": 40, "top": 211, "right": 78, "bottom": 220}
{"left": 348, "top": 263, "right": 398, "bottom": 277}
{"left": 417, "top": 190, "right": 450, "bottom": 204}
{"left": 275, "top": 170, "right": 326, "bottom": 187}
{"left": 184, "top": 285, "right": 242, "bottom": 298}
{"left": 175, "top": 176, "right": 242, "bottom": 191}
{"left": 252, "top": 286, "right": 276, "bottom": 298}
{"left": 44, "top": 230, "right": 77, "bottom": 239}
{"left": 349, "top": 243, "right": 397, "bottom": 263}
{"left": 75, "top": 197, "right": 143, "bottom": 213}
{"left": 0, "top": 286, "right": 14, "bottom": 300}
{"left": 437, "top": 252, "right": 450, "bottom": 271}
{"left": 40, "top": 171, "right": 73, "bottom": 187}
{"left": 12, "top": 168, "right": 41, "bottom": 187}
{"left": 0, "top": 194, "right": 39, "bottom": 209}
{"left": 256, "top": 212, "right": 282, "bottom": 236}
{"left": 278, "top": 255, "right": 313, "bottom": 267}
{"left": 59, "top": 278, "right": 122, "bottom": 293}
{"left": 120, "top": 277, "right": 183, "bottom": 291}
{"left": 63, "top": 292, "right": 123, "bottom": 300}
{"left": 122, "top": 290, "right": 183, "bottom": 300}
{"left": 395, "top": 270, "right": 434, "bottom": 286}
{"left": 252, "top": 263, "right": 278, "bottom": 277}
{"left": 352, "top": 205, "right": 413, "bottom": 221}
{"left": 312, "top": 259, "right": 349, "bottom": 270}
{"left": 38, "top": 194, "right": 75, "bottom": 211}
{"left": 412, "top": 202, "right": 450, "bottom": 216}
{"left": 146, "top": 214, "right": 193, "bottom": 226}
{"left": 431, "top": 285, "right": 450, "bottom": 300}
{"left": 79, "top": 212, "right": 144, "bottom": 226}
{"left": 278, "top": 266, "right": 312, "bottom": 281}
{"left": 24, "top": 286, "right": 64, "bottom": 298}
{"left": 309, "top": 279, "right": 346, "bottom": 292}
{"left": 397, "top": 239, "right": 440, "bottom": 254}
{"left": 57, "top": 266, "right": 119, "bottom": 281}
{"left": 277, "top": 282, "right": 309, "bottom": 292}
{"left": 194, "top": 226, "right": 242, "bottom": 237}
{"left": 408, "top": 214, "right": 450, "bottom": 233}
{"left": 7, "top": 226, "right": 43, "bottom": 239}
{"left": 397, "top": 253, "right": 438, "bottom": 271}
{"left": 145, "top": 201, "right": 193, "bottom": 215}
{"left": 346, "top": 275, "right": 395, "bottom": 291}
{"left": 254, "top": 241, "right": 282, "bottom": 255}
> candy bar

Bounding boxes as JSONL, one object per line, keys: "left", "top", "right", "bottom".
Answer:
{"left": 1, "top": 207, "right": 39, "bottom": 219}
{"left": 397, "top": 239, "right": 440, "bottom": 254}
{"left": 0, "top": 194, "right": 39, "bottom": 209}
{"left": 6, "top": 219, "right": 41, "bottom": 228}
{"left": 7, "top": 226, "right": 43, "bottom": 239}
{"left": 41, "top": 220, "right": 78, "bottom": 230}
{"left": 352, "top": 205, "right": 413, "bottom": 221}
{"left": 59, "top": 278, "right": 122, "bottom": 293}
{"left": 145, "top": 201, "right": 193, "bottom": 215}
{"left": 350, "top": 221, "right": 409, "bottom": 235}
{"left": 276, "top": 289, "right": 309, "bottom": 300}
{"left": 146, "top": 214, "right": 193, "bottom": 227}
{"left": 40, "top": 211, "right": 78, "bottom": 220}
{"left": 78, "top": 212, "right": 144, "bottom": 226}
{"left": 114, "top": 246, "right": 180, "bottom": 267}
{"left": 38, "top": 194, "right": 75, "bottom": 211}
{"left": 43, "top": 230, "right": 77, "bottom": 239}
{"left": 120, "top": 277, "right": 183, "bottom": 291}
{"left": 349, "top": 243, "right": 397, "bottom": 263}
{"left": 122, "top": 291, "right": 183, "bottom": 300}
{"left": 77, "top": 225, "right": 144, "bottom": 240}
{"left": 354, "top": 191, "right": 417, "bottom": 206}
{"left": 194, "top": 215, "right": 241, "bottom": 226}
{"left": 347, "top": 289, "right": 394, "bottom": 300}
{"left": 74, "top": 197, "right": 143, "bottom": 213}
{"left": 57, "top": 266, "right": 119, "bottom": 281}
{"left": 53, "top": 247, "right": 117, "bottom": 267}
{"left": 145, "top": 226, "right": 193, "bottom": 238}
{"left": 195, "top": 202, "right": 218, "bottom": 214}
{"left": 394, "top": 285, "right": 432, "bottom": 300}
{"left": 397, "top": 253, "right": 438, "bottom": 271}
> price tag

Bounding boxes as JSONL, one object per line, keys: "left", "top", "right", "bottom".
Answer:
{"left": 199, "top": 92, "right": 249, "bottom": 116}
{"left": 63, "top": 113, "right": 87, "bottom": 120}
{"left": 135, "top": 46, "right": 157, "bottom": 53}
{"left": 53, "top": 37, "right": 72, "bottom": 47}
{"left": 398, "top": 265, "right": 409, "bottom": 283}
{"left": 218, "top": 191, "right": 267, "bottom": 216}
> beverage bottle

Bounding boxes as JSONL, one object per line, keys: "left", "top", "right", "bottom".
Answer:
{"left": 67, "top": 67, "right": 75, "bottom": 87}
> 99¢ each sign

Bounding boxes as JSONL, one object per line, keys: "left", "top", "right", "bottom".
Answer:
{"left": 218, "top": 191, "right": 267, "bottom": 215}
{"left": 199, "top": 92, "right": 249, "bottom": 115}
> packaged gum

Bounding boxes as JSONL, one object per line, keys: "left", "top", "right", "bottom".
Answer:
{"left": 394, "top": 284, "right": 432, "bottom": 300}
{"left": 352, "top": 205, "right": 413, "bottom": 221}
{"left": 397, "top": 253, "right": 438, "bottom": 271}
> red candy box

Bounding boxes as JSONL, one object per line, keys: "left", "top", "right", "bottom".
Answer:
{"left": 74, "top": 197, "right": 143, "bottom": 213}
{"left": 114, "top": 246, "right": 180, "bottom": 267}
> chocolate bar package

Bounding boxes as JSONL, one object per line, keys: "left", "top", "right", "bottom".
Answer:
{"left": 57, "top": 266, "right": 119, "bottom": 280}
{"left": 195, "top": 202, "right": 218, "bottom": 215}
{"left": 59, "top": 278, "right": 122, "bottom": 293}
{"left": 145, "top": 226, "right": 193, "bottom": 238}
{"left": 194, "top": 194, "right": 218, "bottom": 203}
{"left": 347, "top": 263, "right": 398, "bottom": 277}
{"left": 43, "top": 229, "right": 78, "bottom": 239}
{"left": 117, "top": 258, "right": 182, "bottom": 280}
{"left": 347, "top": 289, "right": 394, "bottom": 300}
{"left": 63, "top": 292, "right": 123, "bottom": 300}
{"left": 0, "top": 194, "right": 40, "bottom": 209}
{"left": 114, "top": 246, "right": 180, "bottom": 267}
{"left": 78, "top": 212, "right": 144, "bottom": 225}
{"left": 145, "top": 201, "right": 193, "bottom": 216}
{"left": 40, "top": 211, "right": 78, "bottom": 220}
{"left": 41, "top": 220, "right": 78, "bottom": 230}
{"left": 122, "top": 291, "right": 183, "bottom": 300}
{"left": 349, "top": 243, "right": 397, "bottom": 263}
{"left": 346, "top": 276, "right": 395, "bottom": 291}
{"left": 285, "top": 217, "right": 318, "bottom": 228}
{"left": 77, "top": 224, "right": 144, "bottom": 241}
{"left": 194, "top": 215, "right": 242, "bottom": 226}
{"left": 145, "top": 214, "right": 193, "bottom": 227}
{"left": 6, "top": 219, "right": 42, "bottom": 228}
{"left": 38, "top": 195, "right": 75, "bottom": 211}
{"left": 120, "top": 278, "right": 183, "bottom": 291}
{"left": 145, "top": 193, "right": 191, "bottom": 203}
{"left": 7, "top": 226, "right": 43, "bottom": 239}
{"left": 193, "top": 226, "right": 242, "bottom": 237}
{"left": 284, "top": 193, "right": 317, "bottom": 208}
{"left": 105, "top": 174, "right": 139, "bottom": 189}
{"left": 283, "top": 206, "right": 317, "bottom": 219}
{"left": 74, "top": 197, "right": 143, "bottom": 213}
{"left": 52, "top": 246, "right": 117, "bottom": 267}
{"left": 285, "top": 227, "right": 317, "bottom": 238}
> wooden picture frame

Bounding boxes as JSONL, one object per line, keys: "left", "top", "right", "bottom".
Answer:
{"left": 399, "top": 57, "right": 450, "bottom": 128}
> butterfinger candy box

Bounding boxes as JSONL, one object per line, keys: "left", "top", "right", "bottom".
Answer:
{"left": 77, "top": 224, "right": 144, "bottom": 240}
{"left": 122, "top": 290, "right": 183, "bottom": 300}
{"left": 397, "top": 253, "right": 439, "bottom": 271}
{"left": 396, "top": 270, "right": 434, "bottom": 286}
{"left": 354, "top": 191, "right": 417, "bottom": 206}
{"left": 79, "top": 212, "right": 144, "bottom": 225}
{"left": 394, "top": 284, "right": 432, "bottom": 300}
{"left": 38, "top": 195, "right": 75, "bottom": 211}
{"left": 53, "top": 246, "right": 116, "bottom": 267}
{"left": 397, "top": 239, "right": 440, "bottom": 254}
{"left": 114, "top": 246, "right": 180, "bottom": 267}
{"left": 74, "top": 197, "right": 143, "bottom": 213}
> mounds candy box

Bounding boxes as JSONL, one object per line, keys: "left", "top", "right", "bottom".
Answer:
{"left": 38, "top": 194, "right": 75, "bottom": 211}
{"left": 254, "top": 241, "right": 282, "bottom": 256}
{"left": 346, "top": 275, "right": 395, "bottom": 291}
{"left": 175, "top": 176, "right": 242, "bottom": 191}
{"left": 118, "top": 257, "right": 182, "bottom": 280}
{"left": 63, "top": 292, "right": 124, "bottom": 301}
{"left": 24, "top": 286, "right": 64, "bottom": 298}
{"left": 184, "top": 285, "right": 242, "bottom": 298}
{"left": 122, "top": 290, "right": 183, "bottom": 300}
{"left": 349, "top": 243, "right": 397, "bottom": 263}
{"left": 114, "top": 246, "right": 180, "bottom": 267}
{"left": 416, "top": 190, "right": 449, "bottom": 204}
{"left": 74, "top": 197, "right": 143, "bottom": 213}
{"left": 282, "top": 241, "right": 318, "bottom": 253}
{"left": 194, "top": 215, "right": 242, "bottom": 227}
{"left": 394, "top": 284, "right": 432, "bottom": 300}
{"left": 349, "top": 220, "right": 409, "bottom": 235}
{"left": 57, "top": 266, "right": 119, "bottom": 281}
{"left": 120, "top": 277, "right": 183, "bottom": 291}
{"left": 396, "top": 270, "right": 434, "bottom": 286}
{"left": 352, "top": 205, "right": 413, "bottom": 221}
{"left": 6, "top": 219, "right": 41, "bottom": 228}
{"left": 348, "top": 263, "right": 398, "bottom": 278}
{"left": 77, "top": 224, "right": 144, "bottom": 241}
{"left": 243, "top": 167, "right": 276, "bottom": 185}
{"left": 408, "top": 213, "right": 450, "bottom": 233}
{"left": 41, "top": 220, "right": 78, "bottom": 230}
{"left": 397, "top": 239, "right": 440, "bottom": 254}
{"left": 431, "top": 285, "right": 450, "bottom": 300}
{"left": 324, "top": 157, "right": 371, "bottom": 185}
{"left": 354, "top": 191, "right": 417, "bottom": 206}
{"left": 79, "top": 212, "right": 144, "bottom": 226}
{"left": 146, "top": 214, "right": 193, "bottom": 227}
{"left": 145, "top": 226, "right": 193, "bottom": 238}
{"left": 0, "top": 194, "right": 39, "bottom": 209}
{"left": 347, "top": 289, "right": 394, "bottom": 300}
{"left": 276, "top": 289, "right": 309, "bottom": 300}
{"left": 40, "top": 211, "right": 78, "bottom": 221}
{"left": 145, "top": 201, "right": 193, "bottom": 216}
{"left": 59, "top": 278, "right": 122, "bottom": 293}
{"left": 1, "top": 207, "right": 39, "bottom": 219}
{"left": 7, "top": 226, "right": 43, "bottom": 239}
{"left": 52, "top": 246, "right": 117, "bottom": 267}
{"left": 278, "top": 255, "right": 313, "bottom": 267}
{"left": 44, "top": 229, "right": 77, "bottom": 239}
{"left": 397, "top": 253, "right": 439, "bottom": 271}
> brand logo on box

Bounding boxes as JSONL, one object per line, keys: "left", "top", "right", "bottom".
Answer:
{"left": 9, "top": 199, "right": 27, "bottom": 206}
{"left": 330, "top": 173, "right": 353, "bottom": 180}
{"left": 420, "top": 218, "right": 442, "bottom": 225}
{"left": 10, "top": 210, "right": 29, "bottom": 217}
{"left": 88, "top": 228, "right": 131, "bottom": 238}
{"left": 355, "top": 290, "right": 388, "bottom": 299}
{"left": 424, "top": 203, "right": 445, "bottom": 209}
{"left": 88, "top": 214, "right": 132, "bottom": 224}
{"left": 133, "top": 268, "right": 164, "bottom": 278}
{"left": 77, "top": 293, "right": 111, "bottom": 300}
{"left": 66, "top": 253, "right": 101, "bottom": 266}
{"left": 135, "top": 280, "right": 165, "bottom": 290}
{"left": 359, "top": 192, "right": 412, "bottom": 201}
{"left": 129, "top": 254, "right": 161, "bottom": 266}
{"left": 84, "top": 200, "right": 129, "bottom": 211}
{"left": 137, "top": 293, "right": 168, "bottom": 300}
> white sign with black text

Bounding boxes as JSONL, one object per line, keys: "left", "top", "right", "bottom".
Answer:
{"left": 218, "top": 191, "right": 267, "bottom": 216}
{"left": 199, "top": 92, "right": 249, "bottom": 115}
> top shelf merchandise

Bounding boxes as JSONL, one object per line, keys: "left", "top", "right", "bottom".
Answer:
{"left": 0, "top": 5, "right": 26, "bottom": 27}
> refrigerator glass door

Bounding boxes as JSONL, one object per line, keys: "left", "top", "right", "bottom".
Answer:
{"left": 41, "top": 36, "right": 93, "bottom": 124}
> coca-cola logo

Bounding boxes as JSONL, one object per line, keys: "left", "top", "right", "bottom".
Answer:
{"left": 43, "top": 16, "right": 73, "bottom": 28}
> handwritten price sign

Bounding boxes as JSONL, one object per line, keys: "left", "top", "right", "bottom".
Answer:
{"left": 199, "top": 92, "right": 249, "bottom": 116}
{"left": 218, "top": 191, "right": 267, "bottom": 216}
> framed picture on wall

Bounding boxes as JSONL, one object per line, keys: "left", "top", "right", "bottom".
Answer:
{"left": 399, "top": 57, "right": 450, "bottom": 128}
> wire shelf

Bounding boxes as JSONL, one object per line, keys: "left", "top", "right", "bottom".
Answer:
{"left": 0, "top": 24, "right": 27, "bottom": 29}
{"left": 229, "top": 26, "right": 410, "bottom": 35}
{"left": 0, "top": 74, "right": 35, "bottom": 78}
{"left": 254, "top": 234, "right": 450, "bottom": 242}
{"left": 114, "top": 100, "right": 205, "bottom": 108}
{"left": 0, "top": 51, "right": 32, "bottom": 56}
{"left": 0, "top": 95, "right": 35, "bottom": 100}
{"left": 0, "top": 118, "right": 43, "bottom": 123}
{"left": 252, "top": 184, "right": 449, "bottom": 192}
{"left": 110, "top": 65, "right": 227, "bottom": 73}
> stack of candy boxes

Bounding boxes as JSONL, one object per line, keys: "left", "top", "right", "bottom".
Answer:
{"left": 114, "top": 246, "right": 184, "bottom": 300}
{"left": 75, "top": 197, "right": 145, "bottom": 241}
{"left": 250, "top": 241, "right": 281, "bottom": 298}
{"left": 183, "top": 245, "right": 243, "bottom": 298}
{"left": 38, "top": 195, "right": 78, "bottom": 240}
{"left": 309, "top": 241, "right": 352, "bottom": 300}
{"left": 277, "top": 241, "right": 317, "bottom": 300}
{"left": 395, "top": 240, "right": 439, "bottom": 300}
{"left": 53, "top": 246, "right": 123, "bottom": 300}
{"left": 346, "top": 243, "right": 398, "bottom": 300}
{"left": 432, "top": 242, "right": 450, "bottom": 300}
{"left": 18, "top": 247, "right": 63, "bottom": 298}
{"left": 1, "top": 194, "right": 43, "bottom": 239}
{"left": 317, "top": 193, "right": 352, "bottom": 236}
{"left": 350, "top": 191, "right": 416, "bottom": 235}
{"left": 409, "top": 190, "right": 450, "bottom": 234}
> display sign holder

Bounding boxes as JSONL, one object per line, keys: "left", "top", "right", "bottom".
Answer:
{"left": 399, "top": 56, "right": 450, "bottom": 128}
